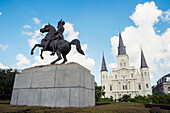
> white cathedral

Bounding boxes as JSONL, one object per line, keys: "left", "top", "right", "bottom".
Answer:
{"left": 101, "top": 33, "right": 152, "bottom": 99}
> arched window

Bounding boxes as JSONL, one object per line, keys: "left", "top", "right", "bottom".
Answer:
{"left": 123, "top": 85, "right": 125, "bottom": 90}
{"left": 146, "top": 84, "right": 149, "bottom": 88}
{"left": 103, "top": 86, "right": 105, "bottom": 90}
{"left": 103, "top": 75, "right": 105, "bottom": 79}
{"left": 115, "top": 75, "right": 117, "bottom": 79}
{"left": 119, "top": 82, "right": 121, "bottom": 89}
{"left": 125, "top": 85, "right": 127, "bottom": 90}
{"left": 131, "top": 73, "right": 133, "bottom": 78}
{"left": 139, "top": 84, "right": 141, "bottom": 90}
{"left": 141, "top": 73, "right": 143, "bottom": 77}
{"left": 124, "top": 62, "right": 126, "bottom": 67}
{"left": 168, "top": 87, "right": 170, "bottom": 94}
{"left": 110, "top": 86, "right": 112, "bottom": 91}
{"left": 120, "top": 63, "right": 122, "bottom": 67}
{"left": 145, "top": 72, "right": 147, "bottom": 76}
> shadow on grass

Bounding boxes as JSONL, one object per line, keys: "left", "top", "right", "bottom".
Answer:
{"left": 96, "top": 102, "right": 112, "bottom": 106}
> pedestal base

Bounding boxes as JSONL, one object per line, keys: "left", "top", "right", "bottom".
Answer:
{"left": 10, "top": 63, "right": 95, "bottom": 107}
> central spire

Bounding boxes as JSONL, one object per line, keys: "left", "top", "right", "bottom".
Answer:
{"left": 118, "top": 32, "right": 126, "bottom": 55}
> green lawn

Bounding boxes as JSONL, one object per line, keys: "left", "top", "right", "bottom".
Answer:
{"left": 0, "top": 101, "right": 151, "bottom": 113}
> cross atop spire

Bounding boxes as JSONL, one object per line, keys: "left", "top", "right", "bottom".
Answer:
{"left": 118, "top": 32, "right": 126, "bottom": 55}
{"left": 140, "top": 49, "right": 148, "bottom": 69}
{"left": 101, "top": 53, "right": 107, "bottom": 72}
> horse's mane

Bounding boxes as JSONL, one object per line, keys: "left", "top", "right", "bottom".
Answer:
{"left": 49, "top": 25, "right": 56, "bottom": 32}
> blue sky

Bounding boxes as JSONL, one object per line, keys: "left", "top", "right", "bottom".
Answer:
{"left": 0, "top": 0, "right": 170, "bottom": 85}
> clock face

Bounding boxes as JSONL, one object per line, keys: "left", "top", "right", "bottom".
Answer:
{"left": 122, "top": 70, "right": 126, "bottom": 74}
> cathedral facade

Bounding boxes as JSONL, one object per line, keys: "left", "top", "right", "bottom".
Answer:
{"left": 101, "top": 33, "right": 152, "bottom": 99}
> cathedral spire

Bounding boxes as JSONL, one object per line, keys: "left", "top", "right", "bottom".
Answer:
{"left": 101, "top": 53, "right": 107, "bottom": 72}
{"left": 118, "top": 32, "right": 126, "bottom": 55}
{"left": 140, "top": 49, "right": 148, "bottom": 69}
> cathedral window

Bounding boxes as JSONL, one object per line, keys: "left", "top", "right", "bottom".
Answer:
{"left": 120, "top": 46, "right": 123, "bottom": 51}
{"left": 131, "top": 74, "right": 133, "bottom": 78}
{"left": 103, "top": 86, "right": 105, "bottom": 90}
{"left": 139, "top": 84, "right": 141, "bottom": 90}
{"left": 145, "top": 72, "right": 147, "bottom": 76}
{"left": 120, "top": 63, "right": 122, "bottom": 67}
{"left": 128, "top": 82, "right": 130, "bottom": 90}
{"left": 110, "top": 86, "right": 112, "bottom": 91}
{"left": 168, "top": 87, "right": 170, "bottom": 94}
{"left": 115, "top": 75, "right": 117, "bottom": 79}
{"left": 119, "top": 82, "right": 121, "bottom": 89}
{"left": 146, "top": 84, "right": 149, "bottom": 88}
{"left": 125, "top": 85, "right": 127, "bottom": 90}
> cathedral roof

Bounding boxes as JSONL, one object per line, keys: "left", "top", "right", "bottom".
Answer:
{"left": 101, "top": 54, "right": 107, "bottom": 72}
{"left": 140, "top": 49, "right": 148, "bottom": 69}
{"left": 118, "top": 33, "right": 126, "bottom": 55}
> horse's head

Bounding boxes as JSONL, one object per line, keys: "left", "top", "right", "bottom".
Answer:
{"left": 40, "top": 24, "right": 51, "bottom": 33}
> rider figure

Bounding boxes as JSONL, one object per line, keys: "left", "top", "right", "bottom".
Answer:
{"left": 43, "top": 19, "right": 65, "bottom": 55}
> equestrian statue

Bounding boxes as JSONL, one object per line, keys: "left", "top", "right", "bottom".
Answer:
{"left": 31, "top": 19, "right": 85, "bottom": 64}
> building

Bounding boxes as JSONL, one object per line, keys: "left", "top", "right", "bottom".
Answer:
{"left": 101, "top": 33, "right": 152, "bottom": 99}
{"left": 152, "top": 73, "right": 170, "bottom": 95}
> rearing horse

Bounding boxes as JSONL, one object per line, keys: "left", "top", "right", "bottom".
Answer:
{"left": 31, "top": 24, "right": 85, "bottom": 64}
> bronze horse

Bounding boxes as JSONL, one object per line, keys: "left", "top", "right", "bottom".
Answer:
{"left": 31, "top": 24, "right": 85, "bottom": 64}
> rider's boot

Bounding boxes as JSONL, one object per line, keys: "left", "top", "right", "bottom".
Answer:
{"left": 50, "top": 48, "right": 55, "bottom": 56}
{"left": 43, "top": 41, "right": 49, "bottom": 51}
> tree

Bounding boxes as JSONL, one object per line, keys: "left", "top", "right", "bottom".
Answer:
{"left": 0, "top": 69, "right": 20, "bottom": 100}
{"left": 95, "top": 86, "right": 105, "bottom": 103}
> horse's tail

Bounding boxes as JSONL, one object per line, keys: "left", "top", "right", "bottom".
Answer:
{"left": 70, "top": 39, "right": 85, "bottom": 55}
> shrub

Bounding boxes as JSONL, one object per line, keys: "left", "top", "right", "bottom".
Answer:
{"left": 120, "top": 94, "right": 131, "bottom": 102}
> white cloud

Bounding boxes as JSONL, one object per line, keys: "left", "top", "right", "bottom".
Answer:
{"left": 23, "top": 25, "right": 31, "bottom": 29}
{"left": 108, "top": 62, "right": 117, "bottom": 69}
{"left": 0, "top": 12, "right": 2, "bottom": 15}
{"left": 129, "top": 1, "right": 162, "bottom": 27}
{"left": 33, "top": 17, "right": 40, "bottom": 24}
{"left": 0, "top": 62, "right": 9, "bottom": 69}
{"left": 0, "top": 44, "right": 9, "bottom": 50}
{"left": 16, "top": 54, "right": 30, "bottom": 69}
{"left": 28, "top": 29, "right": 42, "bottom": 48}
{"left": 64, "top": 22, "right": 79, "bottom": 41}
{"left": 22, "top": 31, "right": 33, "bottom": 36}
{"left": 162, "top": 9, "right": 170, "bottom": 22}
{"left": 110, "top": 1, "right": 170, "bottom": 85}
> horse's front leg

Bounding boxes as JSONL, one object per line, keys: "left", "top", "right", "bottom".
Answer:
{"left": 40, "top": 49, "right": 44, "bottom": 60}
{"left": 31, "top": 44, "right": 43, "bottom": 55}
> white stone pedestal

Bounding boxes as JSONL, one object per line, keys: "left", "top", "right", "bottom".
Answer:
{"left": 10, "top": 62, "right": 95, "bottom": 107}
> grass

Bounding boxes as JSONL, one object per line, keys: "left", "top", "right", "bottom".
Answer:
{"left": 0, "top": 100, "right": 151, "bottom": 113}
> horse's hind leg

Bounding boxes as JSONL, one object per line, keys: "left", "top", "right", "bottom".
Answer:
{"left": 40, "top": 49, "right": 44, "bottom": 60}
{"left": 50, "top": 50, "right": 62, "bottom": 65}
{"left": 61, "top": 54, "right": 67, "bottom": 64}
{"left": 31, "top": 44, "right": 43, "bottom": 55}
